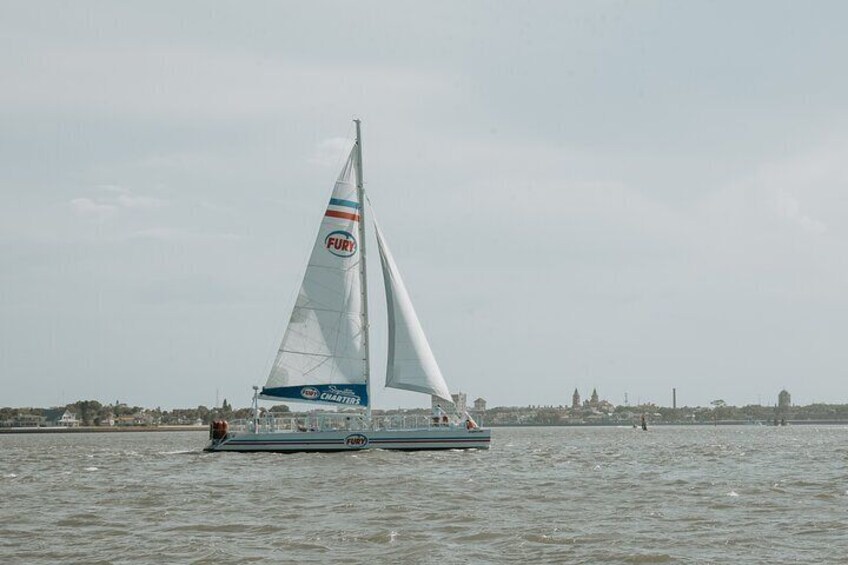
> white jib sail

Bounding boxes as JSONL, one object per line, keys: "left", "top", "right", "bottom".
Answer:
{"left": 261, "top": 146, "right": 368, "bottom": 406}
{"left": 374, "top": 218, "right": 452, "bottom": 401}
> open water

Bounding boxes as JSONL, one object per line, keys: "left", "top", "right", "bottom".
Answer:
{"left": 1, "top": 425, "right": 847, "bottom": 564}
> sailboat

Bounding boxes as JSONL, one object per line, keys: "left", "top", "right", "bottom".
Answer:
{"left": 205, "top": 120, "right": 491, "bottom": 452}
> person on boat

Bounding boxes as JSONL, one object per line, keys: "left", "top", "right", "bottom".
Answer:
{"left": 432, "top": 404, "right": 445, "bottom": 426}
{"left": 463, "top": 412, "right": 478, "bottom": 430}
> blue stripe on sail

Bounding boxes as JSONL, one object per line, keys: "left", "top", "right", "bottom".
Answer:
{"left": 328, "top": 198, "right": 361, "bottom": 210}
{"left": 260, "top": 384, "right": 368, "bottom": 407}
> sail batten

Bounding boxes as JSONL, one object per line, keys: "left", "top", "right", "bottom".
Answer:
{"left": 374, "top": 218, "right": 452, "bottom": 402}
{"left": 261, "top": 145, "right": 369, "bottom": 407}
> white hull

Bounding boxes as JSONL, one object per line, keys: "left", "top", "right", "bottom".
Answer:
{"left": 205, "top": 427, "right": 491, "bottom": 453}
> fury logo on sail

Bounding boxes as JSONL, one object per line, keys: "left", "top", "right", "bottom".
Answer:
{"left": 325, "top": 230, "right": 357, "bottom": 258}
{"left": 300, "top": 387, "right": 320, "bottom": 400}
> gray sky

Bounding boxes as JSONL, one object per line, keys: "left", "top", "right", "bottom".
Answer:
{"left": 2, "top": 1, "right": 848, "bottom": 409}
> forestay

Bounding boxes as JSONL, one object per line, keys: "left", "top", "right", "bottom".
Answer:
{"left": 261, "top": 146, "right": 369, "bottom": 407}
{"left": 374, "top": 218, "right": 452, "bottom": 401}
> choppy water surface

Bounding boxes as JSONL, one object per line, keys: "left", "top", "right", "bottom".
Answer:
{"left": 2, "top": 426, "right": 847, "bottom": 563}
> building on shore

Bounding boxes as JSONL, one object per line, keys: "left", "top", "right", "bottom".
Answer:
{"left": 42, "top": 408, "right": 79, "bottom": 427}
{"left": 776, "top": 389, "right": 792, "bottom": 424}
{"left": 452, "top": 392, "right": 467, "bottom": 414}
{"left": 431, "top": 392, "right": 468, "bottom": 415}
{"left": 588, "top": 388, "right": 599, "bottom": 408}
{"left": 778, "top": 389, "right": 791, "bottom": 412}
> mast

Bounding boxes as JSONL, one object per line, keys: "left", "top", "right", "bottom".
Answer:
{"left": 354, "top": 119, "right": 371, "bottom": 420}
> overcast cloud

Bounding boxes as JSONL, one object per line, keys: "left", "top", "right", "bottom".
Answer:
{"left": 2, "top": 1, "right": 848, "bottom": 409}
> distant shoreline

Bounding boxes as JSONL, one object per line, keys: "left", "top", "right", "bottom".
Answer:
{"left": 486, "top": 419, "right": 848, "bottom": 427}
{"left": 3, "top": 420, "right": 848, "bottom": 434}
{"left": 0, "top": 425, "right": 207, "bottom": 434}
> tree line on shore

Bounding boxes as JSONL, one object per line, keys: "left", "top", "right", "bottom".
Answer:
{"left": 483, "top": 401, "right": 848, "bottom": 426}
{"left": 0, "top": 399, "right": 291, "bottom": 427}
{"left": 4, "top": 397, "right": 848, "bottom": 427}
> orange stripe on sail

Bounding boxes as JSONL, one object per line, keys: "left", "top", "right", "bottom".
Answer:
{"left": 325, "top": 210, "right": 360, "bottom": 222}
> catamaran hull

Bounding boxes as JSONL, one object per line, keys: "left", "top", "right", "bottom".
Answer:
{"left": 205, "top": 428, "right": 491, "bottom": 453}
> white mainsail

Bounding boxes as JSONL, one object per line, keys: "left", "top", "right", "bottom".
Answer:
{"left": 261, "top": 145, "right": 369, "bottom": 406}
{"left": 374, "top": 218, "right": 452, "bottom": 401}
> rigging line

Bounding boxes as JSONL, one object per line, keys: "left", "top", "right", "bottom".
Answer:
{"left": 303, "top": 263, "right": 359, "bottom": 294}
{"left": 300, "top": 265, "right": 355, "bottom": 286}
{"left": 294, "top": 349, "right": 364, "bottom": 360}
{"left": 300, "top": 356, "right": 335, "bottom": 378}
{"left": 307, "top": 260, "right": 361, "bottom": 275}
{"left": 276, "top": 351, "right": 336, "bottom": 376}
{"left": 279, "top": 350, "right": 337, "bottom": 358}
{"left": 327, "top": 256, "right": 363, "bottom": 385}
{"left": 295, "top": 308, "right": 359, "bottom": 323}
{"left": 295, "top": 286, "right": 345, "bottom": 307}
{"left": 290, "top": 305, "right": 359, "bottom": 315}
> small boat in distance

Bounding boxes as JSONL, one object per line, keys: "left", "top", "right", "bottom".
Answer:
{"left": 205, "top": 121, "right": 491, "bottom": 452}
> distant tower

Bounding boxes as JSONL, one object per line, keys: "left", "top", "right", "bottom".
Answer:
{"left": 590, "top": 388, "right": 599, "bottom": 407}
{"left": 778, "top": 389, "right": 791, "bottom": 412}
{"left": 776, "top": 389, "right": 791, "bottom": 425}
{"left": 473, "top": 397, "right": 487, "bottom": 411}
{"left": 673, "top": 388, "right": 677, "bottom": 410}
{"left": 572, "top": 388, "right": 581, "bottom": 410}
{"left": 432, "top": 392, "right": 467, "bottom": 414}
{"left": 451, "top": 392, "right": 467, "bottom": 414}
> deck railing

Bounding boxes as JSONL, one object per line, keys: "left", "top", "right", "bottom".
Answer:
{"left": 226, "top": 413, "right": 467, "bottom": 434}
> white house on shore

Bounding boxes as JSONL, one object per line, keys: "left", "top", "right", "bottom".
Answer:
{"left": 43, "top": 408, "right": 79, "bottom": 427}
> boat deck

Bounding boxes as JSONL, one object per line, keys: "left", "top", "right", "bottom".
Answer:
{"left": 206, "top": 414, "right": 491, "bottom": 452}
